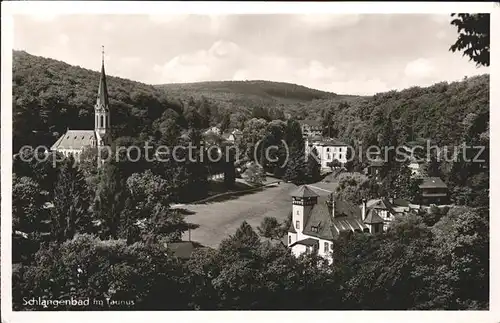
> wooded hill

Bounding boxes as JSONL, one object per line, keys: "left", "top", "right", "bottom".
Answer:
{"left": 13, "top": 50, "right": 489, "bottom": 153}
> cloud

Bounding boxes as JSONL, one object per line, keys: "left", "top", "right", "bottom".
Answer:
{"left": 148, "top": 14, "right": 189, "bottom": 24}
{"left": 429, "top": 14, "right": 452, "bottom": 25}
{"left": 404, "top": 58, "right": 436, "bottom": 80}
{"left": 25, "top": 14, "right": 59, "bottom": 22}
{"left": 295, "top": 60, "right": 339, "bottom": 83}
{"left": 153, "top": 40, "right": 243, "bottom": 83}
{"left": 296, "top": 14, "right": 361, "bottom": 30}
{"left": 13, "top": 14, "right": 489, "bottom": 95}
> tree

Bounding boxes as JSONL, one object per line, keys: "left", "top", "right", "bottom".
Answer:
{"left": 306, "top": 147, "right": 321, "bottom": 183}
{"left": 381, "top": 162, "right": 420, "bottom": 202}
{"left": 93, "top": 162, "right": 130, "bottom": 239}
{"left": 15, "top": 234, "right": 189, "bottom": 310}
{"left": 327, "top": 159, "right": 342, "bottom": 170}
{"left": 51, "top": 157, "right": 92, "bottom": 242}
{"left": 283, "top": 150, "right": 308, "bottom": 185}
{"left": 450, "top": 14, "right": 490, "bottom": 67}
{"left": 422, "top": 153, "right": 442, "bottom": 178}
{"left": 257, "top": 217, "right": 288, "bottom": 248}
{"left": 335, "top": 173, "right": 379, "bottom": 205}
{"left": 126, "top": 169, "right": 171, "bottom": 213}
{"left": 220, "top": 112, "right": 231, "bottom": 133}
{"left": 284, "top": 119, "right": 304, "bottom": 153}
{"left": 12, "top": 175, "right": 46, "bottom": 234}
{"left": 428, "top": 207, "right": 489, "bottom": 309}
{"left": 243, "top": 162, "right": 265, "bottom": 186}
{"left": 223, "top": 146, "right": 237, "bottom": 189}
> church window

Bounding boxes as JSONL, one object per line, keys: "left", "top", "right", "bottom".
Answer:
{"left": 324, "top": 242, "right": 329, "bottom": 253}
{"left": 295, "top": 221, "right": 300, "bottom": 229}
{"left": 288, "top": 236, "right": 291, "bottom": 244}
{"left": 100, "top": 115, "right": 104, "bottom": 128}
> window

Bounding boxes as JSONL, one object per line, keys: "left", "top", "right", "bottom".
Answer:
{"left": 100, "top": 115, "right": 104, "bottom": 128}
{"left": 296, "top": 221, "right": 300, "bottom": 229}
{"left": 327, "top": 153, "right": 331, "bottom": 160}
{"left": 296, "top": 210, "right": 299, "bottom": 215}
{"left": 288, "top": 236, "right": 291, "bottom": 244}
{"left": 324, "top": 242, "right": 329, "bottom": 253}
{"left": 311, "top": 226, "right": 318, "bottom": 233}
{"left": 326, "top": 148, "right": 330, "bottom": 152}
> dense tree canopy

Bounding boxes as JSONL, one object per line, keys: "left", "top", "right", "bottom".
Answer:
{"left": 450, "top": 13, "right": 490, "bottom": 67}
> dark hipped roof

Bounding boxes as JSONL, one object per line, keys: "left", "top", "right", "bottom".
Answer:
{"left": 419, "top": 177, "right": 447, "bottom": 189}
{"left": 51, "top": 130, "right": 97, "bottom": 151}
{"left": 290, "top": 238, "right": 319, "bottom": 248}
{"left": 290, "top": 185, "right": 320, "bottom": 198}
{"left": 292, "top": 196, "right": 368, "bottom": 240}
{"left": 363, "top": 209, "right": 384, "bottom": 224}
{"left": 368, "top": 198, "right": 411, "bottom": 216}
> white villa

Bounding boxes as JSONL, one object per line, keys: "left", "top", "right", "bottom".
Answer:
{"left": 50, "top": 50, "right": 111, "bottom": 161}
{"left": 305, "top": 137, "right": 349, "bottom": 171}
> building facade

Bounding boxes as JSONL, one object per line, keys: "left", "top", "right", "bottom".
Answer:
{"left": 305, "top": 137, "right": 349, "bottom": 171}
{"left": 300, "top": 120, "right": 323, "bottom": 138}
{"left": 365, "top": 198, "right": 417, "bottom": 231}
{"left": 418, "top": 177, "right": 448, "bottom": 205}
{"left": 51, "top": 51, "right": 111, "bottom": 161}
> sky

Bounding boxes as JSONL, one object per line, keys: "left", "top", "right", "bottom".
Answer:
{"left": 13, "top": 14, "right": 489, "bottom": 95}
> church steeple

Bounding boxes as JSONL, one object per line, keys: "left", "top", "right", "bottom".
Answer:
{"left": 96, "top": 46, "right": 109, "bottom": 110}
{"left": 95, "top": 46, "right": 110, "bottom": 140}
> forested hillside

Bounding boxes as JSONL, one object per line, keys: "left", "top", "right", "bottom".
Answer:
{"left": 309, "top": 75, "right": 489, "bottom": 148}
{"left": 13, "top": 50, "right": 488, "bottom": 155}
{"left": 155, "top": 80, "right": 360, "bottom": 112}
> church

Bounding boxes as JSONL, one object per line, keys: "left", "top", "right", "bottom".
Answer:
{"left": 50, "top": 49, "right": 111, "bottom": 160}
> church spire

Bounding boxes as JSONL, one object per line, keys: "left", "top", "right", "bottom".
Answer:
{"left": 95, "top": 46, "right": 111, "bottom": 140}
{"left": 96, "top": 45, "right": 109, "bottom": 109}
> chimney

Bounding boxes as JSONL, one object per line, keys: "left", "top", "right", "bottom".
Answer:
{"left": 362, "top": 199, "right": 367, "bottom": 221}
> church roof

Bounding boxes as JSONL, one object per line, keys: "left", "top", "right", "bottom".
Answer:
{"left": 290, "top": 185, "right": 319, "bottom": 198}
{"left": 51, "top": 130, "right": 96, "bottom": 151}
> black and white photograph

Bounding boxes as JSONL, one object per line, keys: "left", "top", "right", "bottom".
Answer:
{"left": 1, "top": 1, "right": 497, "bottom": 322}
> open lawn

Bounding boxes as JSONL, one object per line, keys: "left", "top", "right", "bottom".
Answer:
{"left": 178, "top": 178, "right": 336, "bottom": 248}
